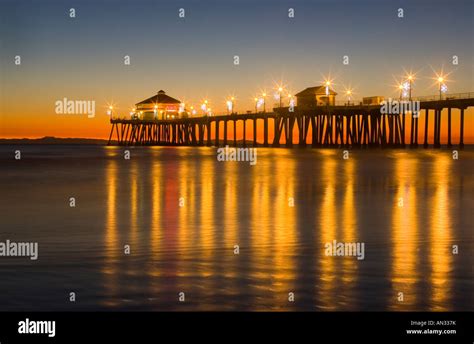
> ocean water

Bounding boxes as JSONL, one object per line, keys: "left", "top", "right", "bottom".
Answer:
{"left": 0, "top": 145, "right": 472, "bottom": 311}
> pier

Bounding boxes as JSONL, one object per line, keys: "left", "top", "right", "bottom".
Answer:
{"left": 108, "top": 92, "right": 473, "bottom": 148}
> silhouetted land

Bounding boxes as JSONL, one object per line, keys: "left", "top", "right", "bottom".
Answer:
{"left": 0, "top": 137, "right": 110, "bottom": 145}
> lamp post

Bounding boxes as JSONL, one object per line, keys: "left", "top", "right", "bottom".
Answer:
{"left": 288, "top": 94, "right": 296, "bottom": 111}
{"left": 407, "top": 74, "right": 414, "bottom": 100}
{"left": 325, "top": 81, "right": 331, "bottom": 105}
{"left": 346, "top": 90, "right": 352, "bottom": 105}
{"left": 226, "top": 97, "right": 235, "bottom": 114}
{"left": 226, "top": 97, "right": 234, "bottom": 115}
{"left": 398, "top": 84, "right": 404, "bottom": 100}
{"left": 262, "top": 93, "right": 266, "bottom": 113}
{"left": 254, "top": 97, "right": 258, "bottom": 113}
{"left": 278, "top": 87, "right": 283, "bottom": 108}
{"left": 438, "top": 77, "right": 444, "bottom": 100}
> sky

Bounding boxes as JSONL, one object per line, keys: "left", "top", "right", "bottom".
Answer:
{"left": 0, "top": 0, "right": 473, "bottom": 139}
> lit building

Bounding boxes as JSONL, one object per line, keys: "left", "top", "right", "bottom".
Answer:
{"left": 363, "top": 96, "right": 385, "bottom": 105}
{"left": 134, "top": 90, "right": 181, "bottom": 120}
{"left": 295, "top": 85, "right": 337, "bottom": 107}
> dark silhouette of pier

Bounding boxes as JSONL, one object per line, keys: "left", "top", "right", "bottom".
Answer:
{"left": 108, "top": 92, "right": 473, "bottom": 148}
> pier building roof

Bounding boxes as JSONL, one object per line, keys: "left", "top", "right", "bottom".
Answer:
{"left": 136, "top": 90, "right": 181, "bottom": 106}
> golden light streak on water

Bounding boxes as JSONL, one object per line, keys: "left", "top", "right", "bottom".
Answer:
{"left": 103, "top": 158, "right": 118, "bottom": 306}
{"left": 272, "top": 156, "right": 296, "bottom": 307}
{"left": 249, "top": 156, "right": 272, "bottom": 307}
{"left": 223, "top": 162, "right": 238, "bottom": 279}
{"left": 150, "top": 155, "right": 162, "bottom": 277}
{"left": 199, "top": 158, "right": 215, "bottom": 267}
{"left": 130, "top": 160, "right": 139, "bottom": 242}
{"left": 341, "top": 159, "right": 358, "bottom": 307}
{"left": 390, "top": 153, "right": 419, "bottom": 310}
{"left": 429, "top": 154, "right": 453, "bottom": 311}
{"left": 318, "top": 155, "right": 337, "bottom": 310}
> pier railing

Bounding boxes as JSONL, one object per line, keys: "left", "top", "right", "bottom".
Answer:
{"left": 411, "top": 92, "right": 474, "bottom": 102}
{"left": 109, "top": 93, "right": 474, "bottom": 121}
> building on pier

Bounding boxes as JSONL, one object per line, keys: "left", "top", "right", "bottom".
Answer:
{"left": 363, "top": 96, "right": 385, "bottom": 105}
{"left": 295, "top": 85, "right": 337, "bottom": 108}
{"left": 133, "top": 90, "right": 182, "bottom": 120}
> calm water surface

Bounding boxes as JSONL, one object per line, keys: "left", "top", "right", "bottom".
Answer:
{"left": 0, "top": 145, "right": 473, "bottom": 311}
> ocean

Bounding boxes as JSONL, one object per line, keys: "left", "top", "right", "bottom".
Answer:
{"left": 0, "top": 145, "right": 472, "bottom": 311}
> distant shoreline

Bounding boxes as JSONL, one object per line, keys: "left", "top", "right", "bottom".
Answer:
{"left": 0, "top": 137, "right": 109, "bottom": 145}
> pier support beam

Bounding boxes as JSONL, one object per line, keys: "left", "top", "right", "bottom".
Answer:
{"left": 424, "top": 109, "right": 429, "bottom": 148}
{"left": 401, "top": 112, "right": 406, "bottom": 147}
{"left": 311, "top": 116, "right": 318, "bottom": 147}
{"left": 223, "top": 120, "right": 228, "bottom": 146}
{"left": 233, "top": 120, "right": 237, "bottom": 147}
{"left": 253, "top": 118, "right": 258, "bottom": 147}
{"left": 206, "top": 122, "right": 211, "bottom": 146}
{"left": 434, "top": 109, "right": 441, "bottom": 148}
{"left": 199, "top": 124, "right": 204, "bottom": 145}
{"left": 286, "top": 117, "right": 294, "bottom": 148}
{"left": 447, "top": 108, "right": 452, "bottom": 148}
{"left": 273, "top": 116, "right": 281, "bottom": 147}
{"left": 107, "top": 123, "right": 115, "bottom": 145}
{"left": 263, "top": 117, "right": 269, "bottom": 147}
{"left": 413, "top": 115, "right": 419, "bottom": 147}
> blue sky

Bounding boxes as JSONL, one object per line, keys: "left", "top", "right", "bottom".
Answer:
{"left": 0, "top": 0, "right": 472, "bottom": 137}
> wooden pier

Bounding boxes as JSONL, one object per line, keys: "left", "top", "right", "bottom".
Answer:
{"left": 108, "top": 93, "right": 473, "bottom": 148}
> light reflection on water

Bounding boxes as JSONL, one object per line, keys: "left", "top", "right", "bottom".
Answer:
{"left": 0, "top": 146, "right": 472, "bottom": 311}
{"left": 390, "top": 153, "right": 419, "bottom": 310}
{"left": 429, "top": 155, "right": 452, "bottom": 311}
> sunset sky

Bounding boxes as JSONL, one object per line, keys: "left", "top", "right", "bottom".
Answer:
{"left": 0, "top": 0, "right": 473, "bottom": 140}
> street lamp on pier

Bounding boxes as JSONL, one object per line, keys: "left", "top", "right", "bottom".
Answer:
{"left": 278, "top": 87, "right": 283, "bottom": 108}
{"left": 437, "top": 76, "right": 444, "bottom": 100}
{"left": 407, "top": 74, "right": 414, "bottom": 100}
{"left": 346, "top": 90, "right": 352, "bottom": 105}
